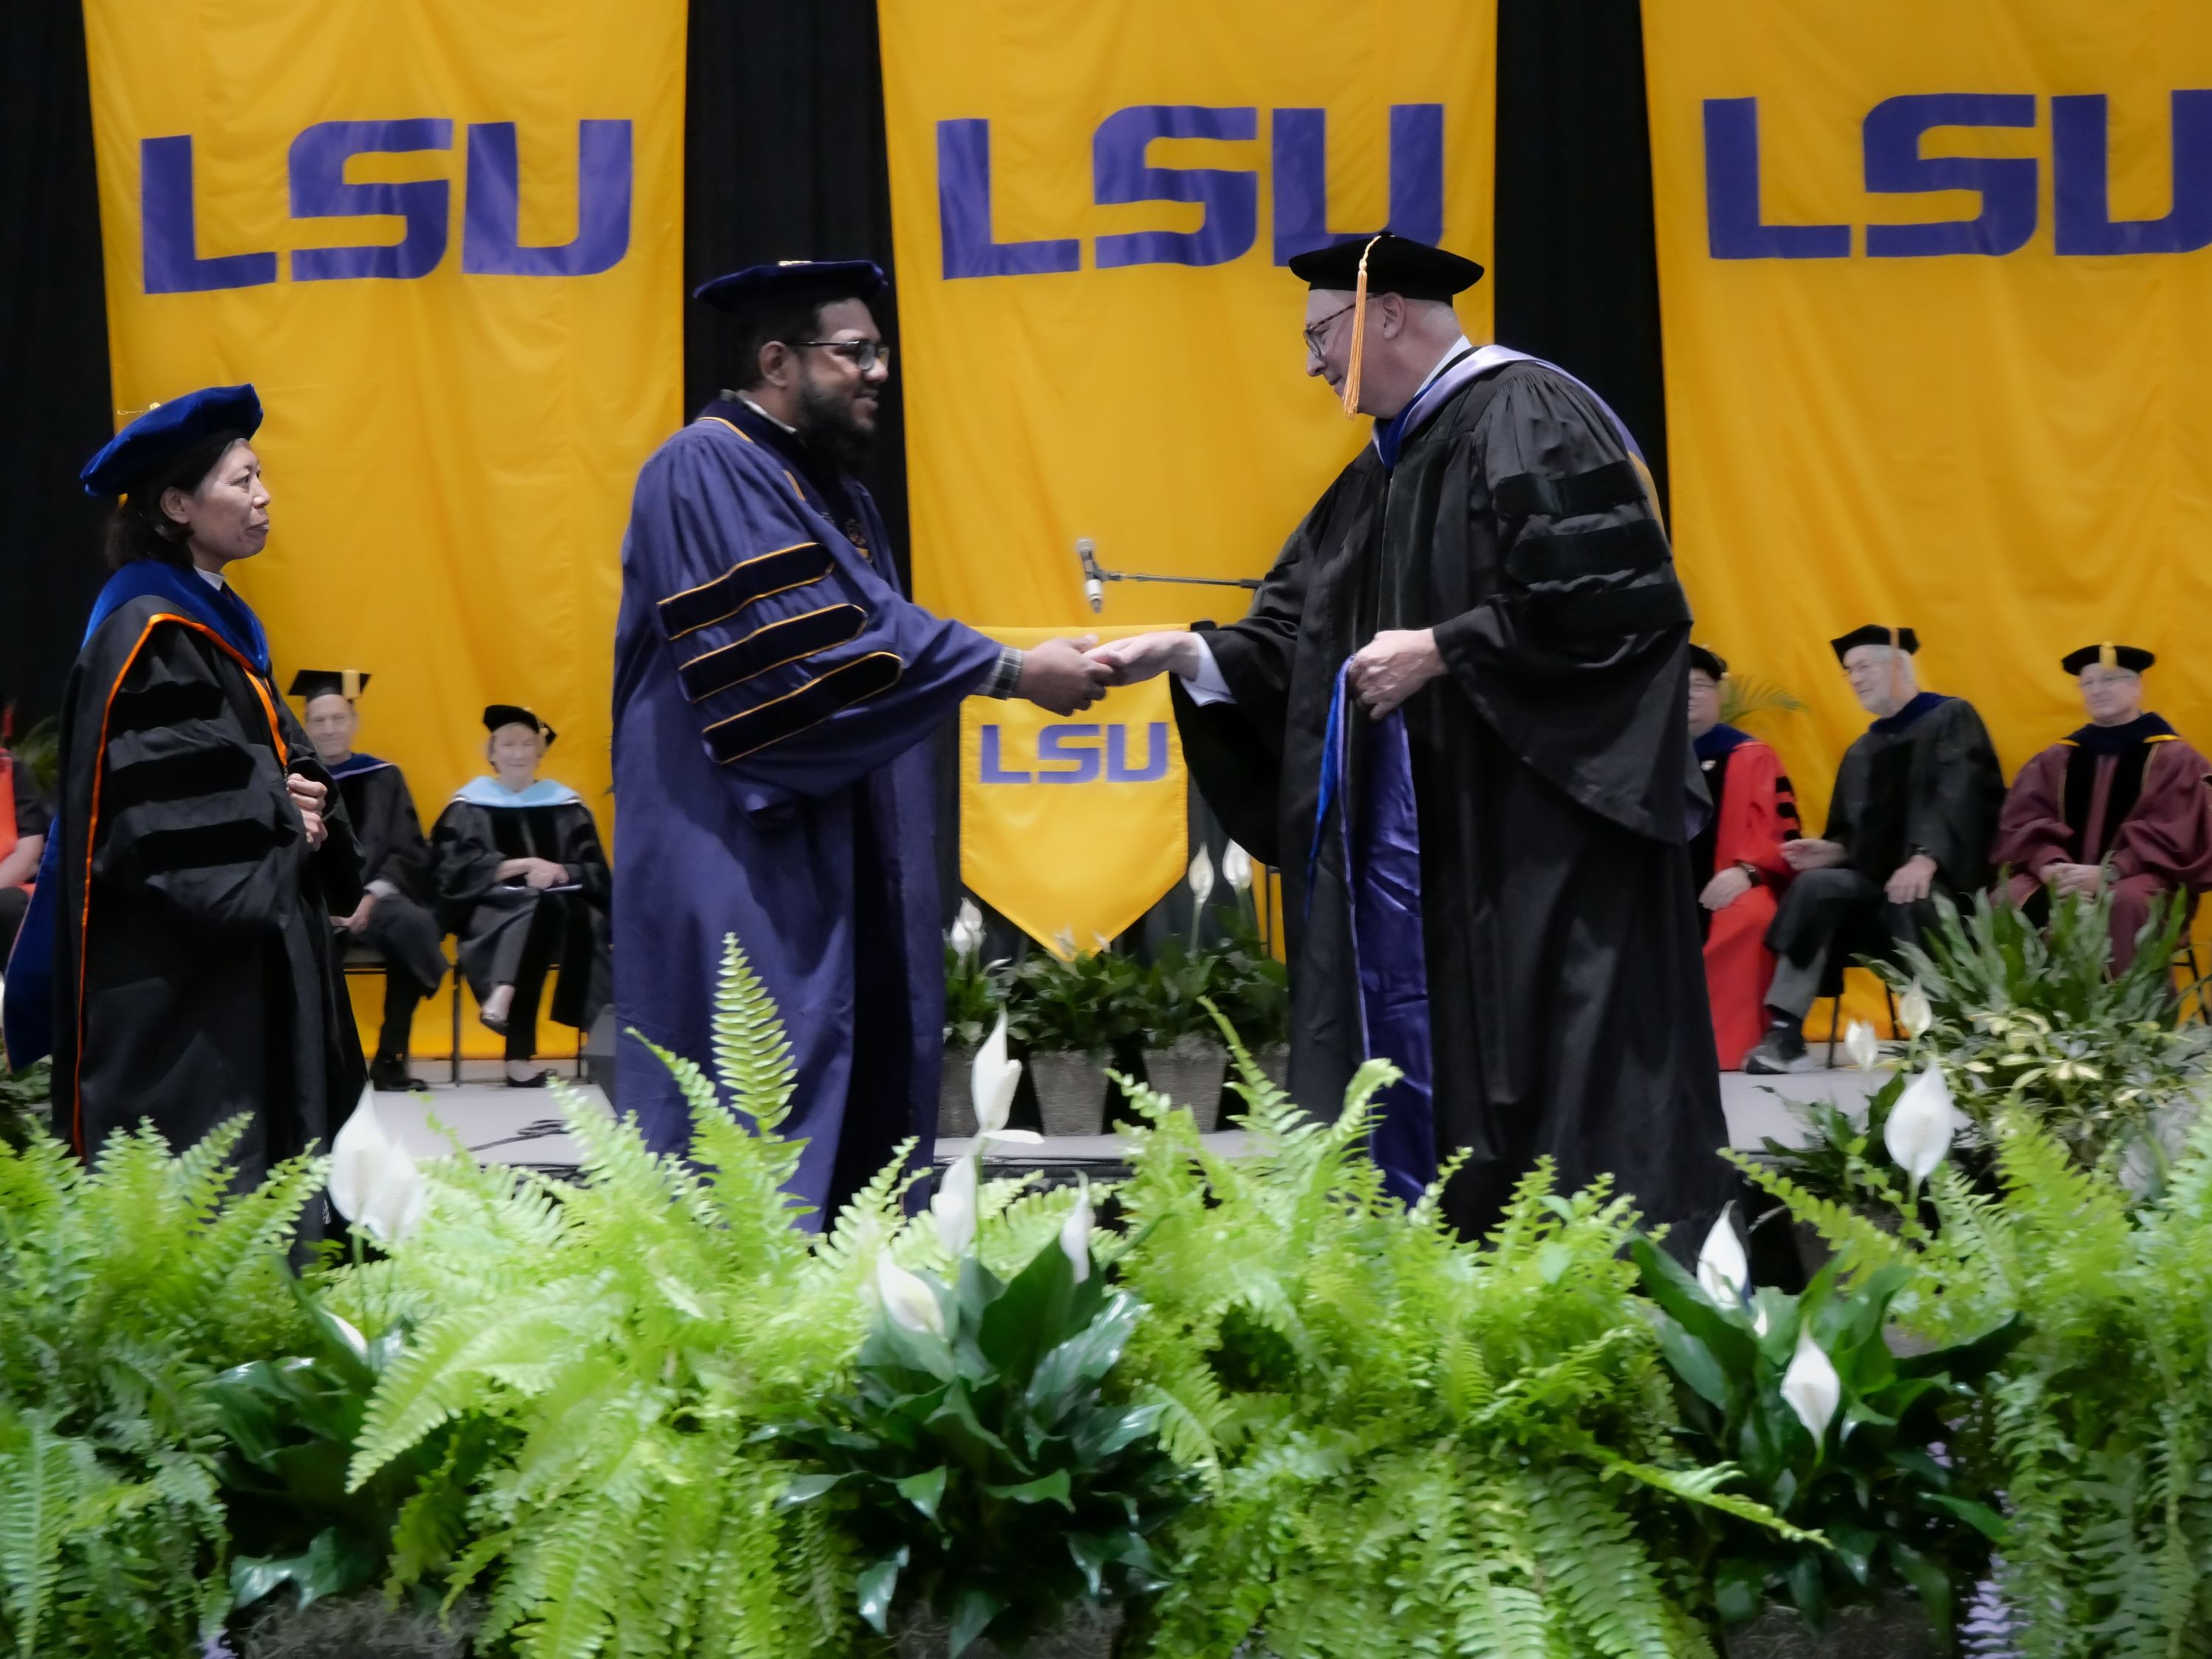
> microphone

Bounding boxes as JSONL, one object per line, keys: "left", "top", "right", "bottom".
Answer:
{"left": 1075, "top": 538, "right": 1105, "bottom": 613}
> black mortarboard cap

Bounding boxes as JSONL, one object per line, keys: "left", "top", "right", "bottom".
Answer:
{"left": 80, "top": 383, "right": 262, "bottom": 498}
{"left": 483, "top": 704, "right": 556, "bottom": 746}
{"left": 1830, "top": 625, "right": 1919, "bottom": 663}
{"left": 1688, "top": 644, "right": 1728, "bottom": 681}
{"left": 289, "top": 669, "right": 370, "bottom": 703}
{"left": 692, "top": 260, "right": 888, "bottom": 315}
{"left": 2060, "top": 642, "right": 2154, "bottom": 675}
{"left": 1286, "top": 234, "right": 1484, "bottom": 301}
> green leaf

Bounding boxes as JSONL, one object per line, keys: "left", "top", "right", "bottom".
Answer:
{"left": 1649, "top": 1311, "right": 1731, "bottom": 1411}
{"left": 776, "top": 1471, "right": 846, "bottom": 1509}
{"left": 229, "top": 1526, "right": 380, "bottom": 1613}
{"left": 1630, "top": 1235, "right": 1758, "bottom": 1372}
{"left": 1823, "top": 1522, "right": 1877, "bottom": 1586}
{"left": 949, "top": 1587, "right": 1006, "bottom": 1657}
{"left": 1919, "top": 1493, "right": 2010, "bottom": 1544}
{"left": 858, "top": 1547, "right": 908, "bottom": 1635}
{"left": 1026, "top": 1295, "right": 1141, "bottom": 1425}
{"left": 1714, "top": 1557, "right": 1767, "bottom": 1624}
{"left": 1885, "top": 1540, "right": 1952, "bottom": 1638}
{"left": 895, "top": 1465, "right": 948, "bottom": 1521}
{"left": 983, "top": 1469, "right": 1074, "bottom": 1509}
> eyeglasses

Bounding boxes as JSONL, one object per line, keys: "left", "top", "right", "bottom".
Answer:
{"left": 1302, "top": 302, "right": 1356, "bottom": 356}
{"left": 798, "top": 338, "right": 891, "bottom": 372}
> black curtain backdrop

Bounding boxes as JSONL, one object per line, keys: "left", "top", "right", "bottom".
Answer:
{"left": 1, "top": 0, "right": 1667, "bottom": 726}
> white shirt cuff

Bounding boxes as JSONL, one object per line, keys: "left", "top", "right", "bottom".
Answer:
{"left": 1181, "top": 633, "right": 1237, "bottom": 707}
{"left": 366, "top": 878, "right": 400, "bottom": 900}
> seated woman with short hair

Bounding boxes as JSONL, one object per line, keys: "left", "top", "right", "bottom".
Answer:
{"left": 431, "top": 706, "right": 610, "bottom": 1085}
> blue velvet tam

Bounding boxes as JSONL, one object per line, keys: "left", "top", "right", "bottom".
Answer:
{"left": 80, "top": 383, "right": 262, "bottom": 498}
{"left": 692, "top": 260, "right": 887, "bottom": 314}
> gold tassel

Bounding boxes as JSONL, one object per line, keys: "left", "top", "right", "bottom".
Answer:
{"left": 2098, "top": 641, "right": 2116, "bottom": 670}
{"left": 341, "top": 669, "right": 362, "bottom": 700}
{"left": 1340, "top": 234, "right": 1382, "bottom": 418}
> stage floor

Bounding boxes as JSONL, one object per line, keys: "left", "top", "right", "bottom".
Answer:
{"left": 373, "top": 1061, "right": 1890, "bottom": 1175}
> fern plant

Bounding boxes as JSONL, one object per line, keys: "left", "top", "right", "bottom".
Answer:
{"left": 1105, "top": 1023, "right": 1788, "bottom": 1659}
{"left": 0, "top": 1119, "right": 323, "bottom": 1656}
{"left": 341, "top": 937, "right": 914, "bottom": 1659}
{"left": 1740, "top": 1102, "right": 2212, "bottom": 1656}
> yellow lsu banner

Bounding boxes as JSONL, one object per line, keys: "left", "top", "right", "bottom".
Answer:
{"left": 1645, "top": 0, "right": 2212, "bottom": 1023}
{"left": 879, "top": 0, "right": 1496, "bottom": 631}
{"left": 960, "top": 627, "right": 1186, "bottom": 954}
{"left": 83, "top": 0, "right": 685, "bottom": 1055}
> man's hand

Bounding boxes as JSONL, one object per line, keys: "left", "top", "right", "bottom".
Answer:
{"left": 524, "top": 858, "right": 567, "bottom": 890}
{"left": 2048, "top": 861, "right": 2106, "bottom": 898}
{"left": 1086, "top": 631, "right": 1200, "bottom": 687}
{"left": 337, "top": 891, "right": 378, "bottom": 934}
{"left": 1347, "top": 628, "right": 1445, "bottom": 719}
{"left": 1885, "top": 852, "right": 1938, "bottom": 905}
{"left": 1015, "top": 636, "right": 1111, "bottom": 715}
{"left": 1781, "top": 837, "right": 1846, "bottom": 873}
{"left": 287, "top": 773, "right": 328, "bottom": 850}
{"left": 1699, "top": 866, "right": 1753, "bottom": 912}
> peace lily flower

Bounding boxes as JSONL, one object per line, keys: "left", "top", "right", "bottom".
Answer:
{"left": 1222, "top": 841, "right": 1253, "bottom": 895}
{"left": 932, "top": 1154, "right": 978, "bottom": 1258}
{"left": 1060, "top": 1175, "right": 1094, "bottom": 1284}
{"left": 1885, "top": 1065, "right": 1957, "bottom": 1187}
{"left": 327, "top": 1087, "right": 426, "bottom": 1248}
{"left": 1843, "top": 1019, "right": 1879, "bottom": 1074}
{"left": 949, "top": 898, "right": 984, "bottom": 961}
{"left": 1898, "top": 988, "right": 1933, "bottom": 1040}
{"left": 971, "top": 1012, "right": 1042, "bottom": 1156}
{"left": 1188, "top": 846, "right": 1216, "bottom": 906}
{"left": 1696, "top": 1205, "right": 1750, "bottom": 1307}
{"left": 1781, "top": 1326, "right": 1841, "bottom": 1441}
{"left": 874, "top": 1251, "right": 945, "bottom": 1337}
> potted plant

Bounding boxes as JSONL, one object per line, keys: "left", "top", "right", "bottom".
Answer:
{"left": 1006, "top": 943, "right": 1144, "bottom": 1135}
{"left": 774, "top": 1182, "right": 1191, "bottom": 1658}
{"left": 1205, "top": 909, "right": 1289, "bottom": 1094}
{"left": 1632, "top": 1226, "right": 2020, "bottom": 1656}
{"left": 942, "top": 900, "right": 1007, "bottom": 1137}
{"left": 1135, "top": 940, "right": 1228, "bottom": 1130}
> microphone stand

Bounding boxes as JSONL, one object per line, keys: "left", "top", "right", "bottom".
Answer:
{"left": 1076, "top": 538, "right": 1261, "bottom": 615}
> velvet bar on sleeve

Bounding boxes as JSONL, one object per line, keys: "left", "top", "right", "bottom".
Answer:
{"left": 613, "top": 399, "right": 1001, "bottom": 1225}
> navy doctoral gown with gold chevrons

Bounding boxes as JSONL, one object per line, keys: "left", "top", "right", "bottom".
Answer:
{"left": 613, "top": 397, "right": 1001, "bottom": 1224}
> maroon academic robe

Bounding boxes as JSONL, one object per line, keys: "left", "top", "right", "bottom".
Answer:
{"left": 1994, "top": 714, "right": 2212, "bottom": 967}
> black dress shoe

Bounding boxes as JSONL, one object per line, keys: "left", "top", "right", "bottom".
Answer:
{"left": 506, "top": 1068, "right": 553, "bottom": 1089}
{"left": 1742, "top": 1023, "right": 1809, "bottom": 1075}
{"left": 369, "top": 1055, "right": 428, "bottom": 1092}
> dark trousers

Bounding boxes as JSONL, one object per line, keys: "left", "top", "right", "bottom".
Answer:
{"left": 498, "top": 898, "right": 563, "bottom": 1062}
{"left": 377, "top": 969, "right": 425, "bottom": 1061}
{"left": 1763, "top": 866, "right": 1945, "bottom": 1018}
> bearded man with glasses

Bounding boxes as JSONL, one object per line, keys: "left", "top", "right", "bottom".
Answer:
{"left": 613, "top": 260, "right": 1107, "bottom": 1222}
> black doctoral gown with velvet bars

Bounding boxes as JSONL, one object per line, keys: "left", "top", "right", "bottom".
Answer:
{"left": 1172, "top": 353, "right": 1733, "bottom": 1240}
{"left": 32, "top": 574, "right": 366, "bottom": 1180}
{"left": 431, "top": 785, "right": 611, "bottom": 1034}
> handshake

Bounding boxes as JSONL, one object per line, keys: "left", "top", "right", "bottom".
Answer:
{"left": 1009, "top": 632, "right": 1204, "bottom": 716}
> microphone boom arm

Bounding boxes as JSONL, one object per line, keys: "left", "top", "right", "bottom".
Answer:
{"left": 1076, "top": 537, "right": 1261, "bottom": 614}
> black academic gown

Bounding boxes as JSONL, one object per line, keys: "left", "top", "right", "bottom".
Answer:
{"left": 333, "top": 757, "right": 448, "bottom": 993}
{"left": 47, "top": 598, "right": 366, "bottom": 1180}
{"left": 1174, "top": 356, "right": 1732, "bottom": 1239}
{"left": 431, "top": 789, "right": 611, "bottom": 1033}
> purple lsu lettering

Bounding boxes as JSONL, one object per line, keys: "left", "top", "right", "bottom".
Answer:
{"left": 937, "top": 105, "right": 1445, "bottom": 279}
{"left": 139, "top": 119, "right": 633, "bottom": 296}
{"left": 979, "top": 721, "right": 1171, "bottom": 784}
{"left": 1707, "top": 91, "right": 2212, "bottom": 259}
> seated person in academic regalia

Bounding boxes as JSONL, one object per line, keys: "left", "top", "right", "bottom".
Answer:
{"left": 0, "top": 691, "right": 50, "bottom": 964}
{"left": 1685, "top": 647, "right": 1801, "bottom": 1069}
{"left": 1743, "top": 626, "right": 2006, "bottom": 1074}
{"left": 1993, "top": 644, "right": 2212, "bottom": 970}
{"left": 431, "top": 706, "right": 610, "bottom": 1087}
{"left": 294, "top": 669, "right": 448, "bottom": 1091}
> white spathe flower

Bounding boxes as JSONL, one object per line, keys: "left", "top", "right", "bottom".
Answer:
{"left": 328, "top": 1087, "right": 426, "bottom": 1247}
{"left": 932, "top": 1155, "right": 978, "bottom": 1257}
{"left": 1885, "top": 1065, "right": 1957, "bottom": 1186}
{"left": 1844, "top": 1019, "right": 1879, "bottom": 1074}
{"left": 969, "top": 1012, "right": 1043, "bottom": 1156}
{"left": 1222, "top": 841, "right": 1253, "bottom": 894}
{"left": 1898, "top": 988, "right": 1933, "bottom": 1040}
{"left": 1060, "top": 1175, "right": 1093, "bottom": 1284}
{"left": 1188, "top": 846, "right": 1216, "bottom": 906}
{"left": 949, "top": 899, "right": 984, "bottom": 960}
{"left": 1696, "top": 1206, "right": 1750, "bottom": 1307}
{"left": 1781, "top": 1326, "right": 1841, "bottom": 1441}
{"left": 874, "top": 1251, "right": 945, "bottom": 1337}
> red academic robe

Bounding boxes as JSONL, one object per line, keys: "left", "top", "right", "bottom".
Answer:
{"left": 1994, "top": 715, "right": 2212, "bottom": 968}
{"left": 1691, "top": 726, "right": 1798, "bottom": 1068}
